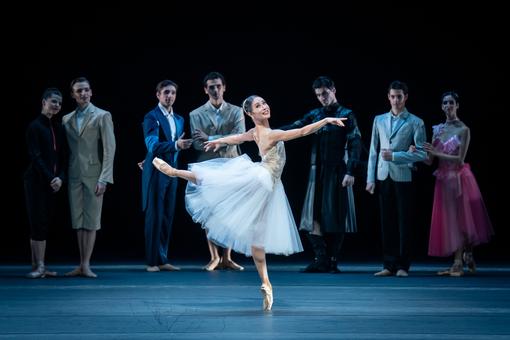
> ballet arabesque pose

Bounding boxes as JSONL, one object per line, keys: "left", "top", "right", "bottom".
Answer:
{"left": 153, "top": 95, "right": 346, "bottom": 311}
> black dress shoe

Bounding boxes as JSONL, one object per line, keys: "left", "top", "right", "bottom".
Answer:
{"left": 301, "top": 258, "right": 329, "bottom": 273}
{"left": 329, "top": 260, "right": 341, "bottom": 274}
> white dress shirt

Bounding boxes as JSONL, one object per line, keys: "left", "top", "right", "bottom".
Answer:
{"left": 158, "top": 103, "right": 179, "bottom": 150}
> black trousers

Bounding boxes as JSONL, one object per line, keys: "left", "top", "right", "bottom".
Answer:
{"left": 378, "top": 178, "right": 415, "bottom": 272}
{"left": 24, "top": 177, "right": 56, "bottom": 241}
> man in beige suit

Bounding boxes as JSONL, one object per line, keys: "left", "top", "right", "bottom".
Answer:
{"left": 190, "top": 72, "right": 245, "bottom": 271}
{"left": 63, "top": 77, "right": 116, "bottom": 278}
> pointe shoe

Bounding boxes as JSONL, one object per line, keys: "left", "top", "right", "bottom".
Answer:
{"left": 204, "top": 258, "right": 221, "bottom": 271}
{"left": 260, "top": 284, "right": 273, "bottom": 311}
{"left": 64, "top": 267, "right": 83, "bottom": 277}
{"left": 463, "top": 251, "right": 476, "bottom": 274}
{"left": 374, "top": 269, "right": 393, "bottom": 277}
{"left": 152, "top": 157, "right": 176, "bottom": 177}
{"left": 159, "top": 263, "right": 181, "bottom": 271}
{"left": 222, "top": 259, "right": 244, "bottom": 271}
{"left": 26, "top": 266, "right": 46, "bottom": 279}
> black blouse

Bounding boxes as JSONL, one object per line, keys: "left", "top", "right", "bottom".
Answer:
{"left": 25, "top": 114, "right": 68, "bottom": 183}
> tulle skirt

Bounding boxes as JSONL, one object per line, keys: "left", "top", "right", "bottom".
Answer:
{"left": 428, "top": 163, "right": 494, "bottom": 257}
{"left": 185, "top": 154, "right": 303, "bottom": 256}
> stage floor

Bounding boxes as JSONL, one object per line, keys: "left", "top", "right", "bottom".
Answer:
{"left": 1, "top": 262, "right": 510, "bottom": 339}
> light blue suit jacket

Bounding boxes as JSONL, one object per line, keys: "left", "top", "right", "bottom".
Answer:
{"left": 367, "top": 109, "right": 427, "bottom": 183}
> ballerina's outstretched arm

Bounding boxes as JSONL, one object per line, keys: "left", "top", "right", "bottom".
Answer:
{"left": 268, "top": 117, "right": 346, "bottom": 143}
{"left": 204, "top": 128, "right": 255, "bottom": 152}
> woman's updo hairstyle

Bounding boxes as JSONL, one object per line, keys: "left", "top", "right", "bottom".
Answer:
{"left": 441, "top": 91, "right": 459, "bottom": 104}
{"left": 242, "top": 95, "right": 258, "bottom": 114}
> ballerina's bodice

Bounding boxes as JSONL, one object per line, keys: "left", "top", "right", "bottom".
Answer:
{"left": 432, "top": 123, "right": 463, "bottom": 171}
{"left": 261, "top": 141, "right": 286, "bottom": 181}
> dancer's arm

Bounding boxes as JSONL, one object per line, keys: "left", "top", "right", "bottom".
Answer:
{"left": 204, "top": 128, "right": 255, "bottom": 152}
{"left": 424, "top": 127, "right": 470, "bottom": 164}
{"left": 269, "top": 117, "right": 346, "bottom": 143}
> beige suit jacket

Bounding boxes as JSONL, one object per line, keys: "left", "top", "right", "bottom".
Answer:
{"left": 189, "top": 101, "right": 245, "bottom": 162}
{"left": 63, "top": 103, "right": 116, "bottom": 183}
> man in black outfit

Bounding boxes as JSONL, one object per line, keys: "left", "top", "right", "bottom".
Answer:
{"left": 281, "top": 76, "right": 362, "bottom": 273}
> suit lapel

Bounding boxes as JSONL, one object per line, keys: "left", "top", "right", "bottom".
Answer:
{"left": 205, "top": 105, "right": 218, "bottom": 129}
{"left": 68, "top": 111, "right": 79, "bottom": 133}
{"left": 384, "top": 112, "right": 392, "bottom": 140}
{"left": 175, "top": 114, "right": 184, "bottom": 138}
{"left": 389, "top": 110, "right": 409, "bottom": 139}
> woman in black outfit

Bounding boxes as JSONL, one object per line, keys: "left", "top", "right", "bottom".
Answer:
{"left": 24, "top": 88, "right": 67, "bottom": 278}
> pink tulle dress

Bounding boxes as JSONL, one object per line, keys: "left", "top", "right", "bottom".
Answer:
{"left": 428, "top": 123, "right": 494, "bottom": 257}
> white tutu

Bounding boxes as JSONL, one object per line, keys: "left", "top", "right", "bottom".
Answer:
{"left": 185, "top": 147, "right": 303, "bottom": 256}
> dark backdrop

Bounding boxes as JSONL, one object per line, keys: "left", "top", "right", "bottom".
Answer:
{"left": 4, "top": 4, "right": 507, "bottom": 265}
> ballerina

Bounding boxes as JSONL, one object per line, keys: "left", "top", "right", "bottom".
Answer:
{"left": 153, "top": 95, "right": 346, "bottom": 310}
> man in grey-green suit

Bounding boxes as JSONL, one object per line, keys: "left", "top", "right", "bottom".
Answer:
{"left": 62, "top": 77, "right": 116, "bottom": 278}
{"left": 190, "top": 72, "right": 245, "bottom": 271}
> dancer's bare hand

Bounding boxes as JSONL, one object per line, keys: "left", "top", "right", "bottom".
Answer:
{"left": 326, "top": 117, "right": 347, "bottom": 127}
{"left": 204, "top": 140, "right": 221, "bottom": 152}
{"left": 177, "top": 133, "right": 193, "bottom": 150}
{"left": 192, "top": 129, "right": 208, "bottom": 142}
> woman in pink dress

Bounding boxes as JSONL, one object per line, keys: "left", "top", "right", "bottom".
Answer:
{"left": 424, "top": 92, "right": 494, "bottom": 276}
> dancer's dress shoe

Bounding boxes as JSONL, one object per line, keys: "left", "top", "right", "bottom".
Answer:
{"left": 301, "top": 258, "right": 329, "bottom": 273}
{"left": 374, "top": 269, "right": 393, "bottom": 277}
{"left": 260, "top": 284, "right": 273, "bottom": 311}
{"left": 396, "top": 269, "right": 409, "bottom": 277}
{"left": 329, "top": 260, "right": 341, "bottom": 274}
{"left": 26, "top": 266, "right": 46, "bottom": 279}
{"left": 159, "top": 263, "right": 180, "bottom": 271}
{"left": 146, "top": 266, "right": 160, "bottom": 272}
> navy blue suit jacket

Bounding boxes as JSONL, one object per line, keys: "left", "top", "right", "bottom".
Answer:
{"left": 141, "top": 106, "right": 184, "bottom": 211}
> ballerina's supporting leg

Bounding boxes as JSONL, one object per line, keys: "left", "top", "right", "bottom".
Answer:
{"left": 152, "top": 157, "right": 197, "bottom": 183}
{"left": 252, "top": 246, "right": 273, "bottom": 311}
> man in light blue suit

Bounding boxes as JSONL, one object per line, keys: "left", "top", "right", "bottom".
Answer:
{"left": 141, "top": 80, "right": 192, "bottom": 272}
{"left": 366, "top": 80, "right": 427, "bottom": 277}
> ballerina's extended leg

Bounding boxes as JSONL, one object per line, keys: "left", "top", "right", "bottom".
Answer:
{"left": 152, "top": 157, "right": 197, "bottom": 183}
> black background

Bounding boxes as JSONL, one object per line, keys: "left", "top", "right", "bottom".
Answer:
{"left": 3, "top": 3, "right": 507, "bottom": 265}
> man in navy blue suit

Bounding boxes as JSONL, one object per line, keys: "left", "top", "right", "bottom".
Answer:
{"left": 141, "top": 80, "right": 192, "bottom": 272}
